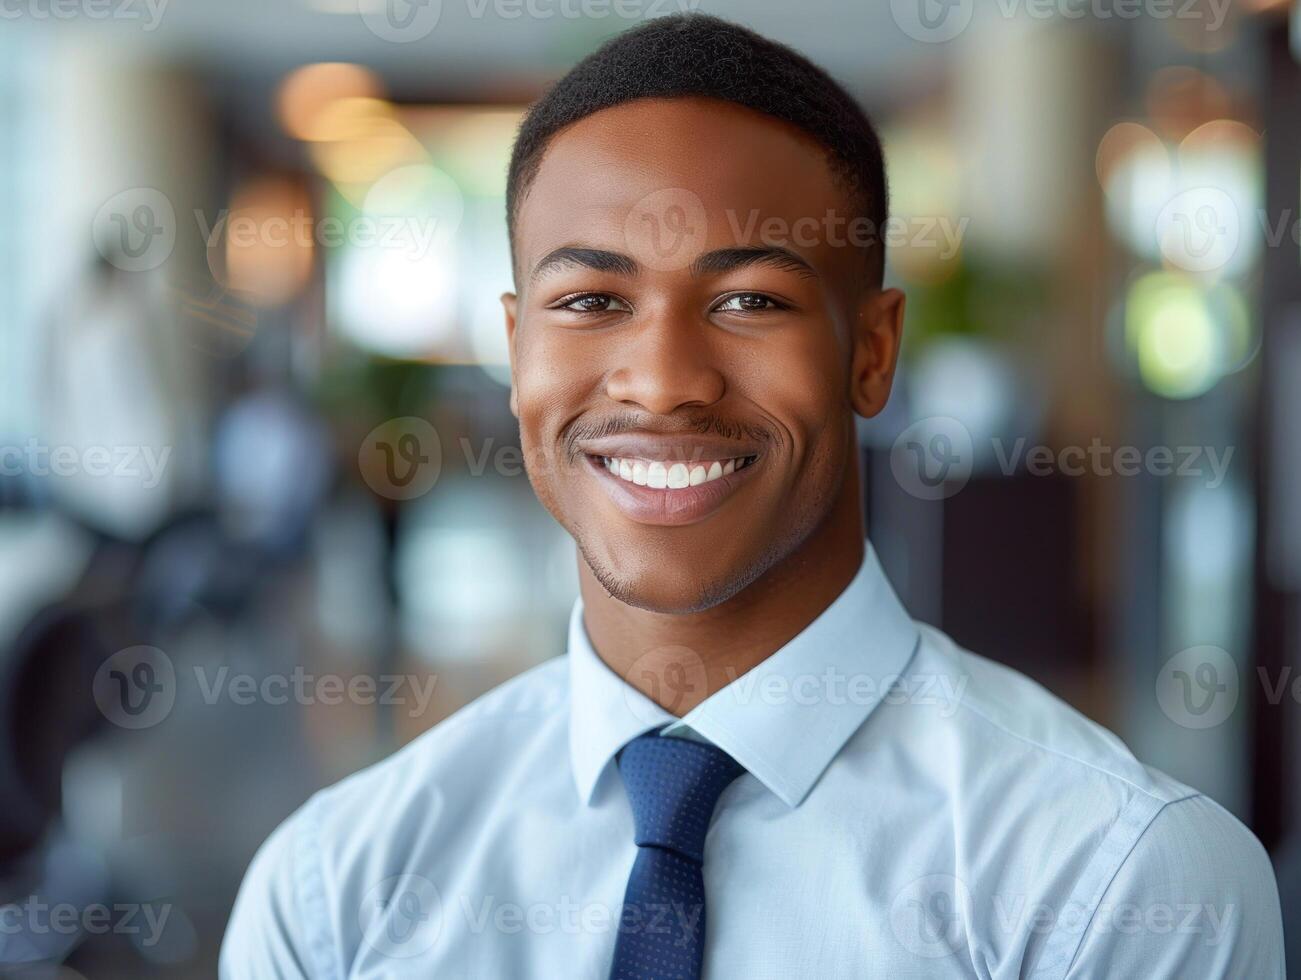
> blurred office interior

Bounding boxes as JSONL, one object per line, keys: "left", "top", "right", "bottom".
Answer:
{"left": 1, "top": 0, "right": 1300, "bottom": 975}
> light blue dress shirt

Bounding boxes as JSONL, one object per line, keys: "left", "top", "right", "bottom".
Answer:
{"left": 222, "top": 545, "right": 1285, "bottom": 978}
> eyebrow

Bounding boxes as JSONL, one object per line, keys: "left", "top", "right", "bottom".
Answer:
{"left": 529, "top": 244, "right": 818, "bottom": 282}
{"left": 531, "top": 247, "right": 638, "bottom": 280}
{"left": 690, "top": 246, "right": 816, "bottom": 279}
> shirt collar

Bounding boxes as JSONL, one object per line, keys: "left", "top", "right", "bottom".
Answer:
{"left": 567, "top": 543, "right": 920, "bottom": 808}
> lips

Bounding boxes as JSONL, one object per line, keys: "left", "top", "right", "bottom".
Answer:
{"left": 583, "top": 450, "right": 761, "bottom": 526}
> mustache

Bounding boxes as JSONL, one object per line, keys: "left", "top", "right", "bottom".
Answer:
{"left": 562, "top": 412, "right": 775, "bottom": 460}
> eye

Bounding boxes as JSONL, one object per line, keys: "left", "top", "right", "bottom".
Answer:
{"left": 554, "top": 293, "right": 631, "bottom": 314}
{"left": 714, "top": 292, "right": 785, "bottom": 313}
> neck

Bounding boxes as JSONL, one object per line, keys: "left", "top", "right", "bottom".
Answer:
{"left": 579, "top": 473, "right": 866, "bottom": 715}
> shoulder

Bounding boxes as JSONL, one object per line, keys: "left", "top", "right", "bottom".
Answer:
{"left": 907, "top": 624, "right": 1193, "bottom": 804}
{"left": 881, "top": 627, "right": 1282, "bottom": 977}
{"left": 220, "top": 655, "right": 570, "bottom": 979}
{"left": 1059, "top": 793, "right": 1284, "bottom": 977}
{"left": 1129, "top": 792, "right": 1277, "bottom": 893}
{"left": 873, "top": 626, "right": 1204, "bottom": 879}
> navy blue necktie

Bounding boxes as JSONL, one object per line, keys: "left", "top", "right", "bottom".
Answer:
{"left": 608, "top": 732, "right": 744, "bottom": 980}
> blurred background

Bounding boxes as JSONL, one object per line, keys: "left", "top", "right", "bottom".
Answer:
{"left": 1, "top": 0, "right": 1299, "bottom": 975}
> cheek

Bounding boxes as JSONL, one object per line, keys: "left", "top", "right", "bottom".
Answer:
{"left": 514, "top": 332, "right": 570, "bottom": 441}
{"left": 739, "top": 331, "right": 849, "bottom": 467}
{"left": 513, "top": 332, "right": 597, "bottom": 491}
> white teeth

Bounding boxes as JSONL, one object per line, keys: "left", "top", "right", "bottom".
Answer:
{"left": 601, "top": 456, "right": 753, "bottom": 489}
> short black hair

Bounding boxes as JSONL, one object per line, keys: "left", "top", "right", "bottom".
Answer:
{"left": 506, "top": 13, "right": 889, "bottom": 281}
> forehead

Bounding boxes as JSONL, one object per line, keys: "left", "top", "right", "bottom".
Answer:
{"left": 515, "top": 96, "right": 858, "bottom": 273}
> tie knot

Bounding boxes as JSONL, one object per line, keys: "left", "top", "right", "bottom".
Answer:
{"left": 616, "top": 732, "right": 744, "bottom": 863}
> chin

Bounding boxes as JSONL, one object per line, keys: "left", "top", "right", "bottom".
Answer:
{"left": 579, "top": 536, "right": 779, "bottom": 615}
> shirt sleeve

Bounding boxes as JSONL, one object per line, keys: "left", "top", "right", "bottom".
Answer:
{"left": 1063, "top": 794, "right": 1285, "bottom": 979}
{"left": 219, "top": 802, "right": 325, "bottom": 980}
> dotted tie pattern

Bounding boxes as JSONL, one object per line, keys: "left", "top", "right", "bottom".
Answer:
{"left": 608, "top": 732, "right": 745, "bottom": 980}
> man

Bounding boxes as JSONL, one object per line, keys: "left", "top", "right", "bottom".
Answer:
{"left": 223, "top": 14, "right": 1284, "bottom": 978}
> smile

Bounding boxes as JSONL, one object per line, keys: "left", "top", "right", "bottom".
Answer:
{"left": 596, "top": 455, "right": 758, "bottom": 489}
{"left": 582, "top": 448, "right": 762, "bottom": 527}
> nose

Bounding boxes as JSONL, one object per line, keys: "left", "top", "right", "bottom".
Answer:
{"left": 604, "top": 313, "right": 726, "bottom": 415}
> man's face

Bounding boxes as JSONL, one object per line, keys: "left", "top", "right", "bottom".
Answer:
{"left": 504, "top": 97, "right": 901, "bottom": 614}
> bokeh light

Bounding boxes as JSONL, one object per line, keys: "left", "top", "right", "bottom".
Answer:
{"left": 1125, "top": 271, "right": 1251, "bottom": 399}
{"left": 276, "top": 62, "right": 385, "bottom": 142}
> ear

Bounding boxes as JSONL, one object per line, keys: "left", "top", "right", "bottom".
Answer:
{"left": 501, "top": 291, "right": 519, "bottom": 419}
{"left": 849, "top": 287, "right": 905, "bottom": 419}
